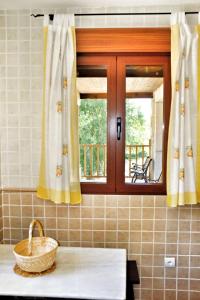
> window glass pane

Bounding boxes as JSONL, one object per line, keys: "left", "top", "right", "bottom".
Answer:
{"left": 125, "top": 65, "right": 163, "bottom": 184}
{"left": 77, "top": 65, "right": 107, "bottom": 183}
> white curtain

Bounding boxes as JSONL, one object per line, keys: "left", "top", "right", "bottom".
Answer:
{"left": 167, "top": 12, "right": 200, "bottom": 207}
{"left": 37, "top": 14, "right": 82, "bottom": 204}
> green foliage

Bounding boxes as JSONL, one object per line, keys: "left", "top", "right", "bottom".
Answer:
{"left": 79, "top": 99, "right": 107, "bottom": 177}
{"left": 79, "top": 99, "right": 107, "bottom": 145}
{"left": 125, "top": 101, "right": 147, "bottom": 145}
{"left": 79, "top": 98, "right": 148, "bottom": 177}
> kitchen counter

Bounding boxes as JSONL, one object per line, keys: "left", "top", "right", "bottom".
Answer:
{"left": 0, "top": 245, "right": 126, "bottom": 300}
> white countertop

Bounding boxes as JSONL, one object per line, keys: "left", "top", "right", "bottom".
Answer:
{"left": 0, "top": 245, "right": 127, "bottom": 300}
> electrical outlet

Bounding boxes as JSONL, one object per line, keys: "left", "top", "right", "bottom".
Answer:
{"left": 164, "top": 257, "right": 176, "bottom": 268}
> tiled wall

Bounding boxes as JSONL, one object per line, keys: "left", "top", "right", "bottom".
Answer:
{"left": 0, "top": 7, "right": 173, "bottom": 189}
{"left": 1, "top": 6, "right": 200, "bottom": 300}
{"left": 2, "top": 192, "right": 200, "bottom": 300}
{"left": 0, "top": 8, "right": 200, "bottom": 188}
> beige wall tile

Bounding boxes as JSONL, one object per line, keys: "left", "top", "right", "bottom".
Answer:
{"left": 69, "top": 230, "right": 80, "bottom": 241}
{"left": 130, "top": 207, "right": 141, "bottom": 219}
{"left": 81, "top": 207, "right": 92, "bottom": 218}
{"left": 191, "top": 256, "right": 200, "bottom": 268}
{"left": 142, "top": 243, "right": 153, "bottom": 254}
{"left": 154, "top": 219, "right": 166, "bottom": 231}
{"left": 44, "top": 206, "right": 56, "bottom": 218}
{"left": 9, "top": 193, "right": 20, "bottom": 205}
{"left": 153, "top": 278, "right": 164, "bottom": 289}
{"left": 57, "top": 230, "right": 68, "bottom": 241}
{"left": 178, "top": 267, "right": 189, "bottom": 279}
{"left": 130, "top": 219, "right": 142, "bottom": 231}
{"left": 10, "top": 205, "right": 21, "bottom": 217}
{"left": 57, "top": 206, "right": 68, "bottom": 218}
{"left": 140, "top": 266, "right": 152, "bottom": 277}
{"left": 93, "top": 207, "right": 105, "bottom": 218}
{"left": 93, "top": 231, "right": 104, "bottom": 242}
{"left": 81, "top": 219, "right": 92, "bottom": 230}
{"left": 92, "top": 219, "right": 104, "bottom": 230}
{"left": 105, "top": 231, "right": 117, "bottom": 242}
{"left": 45, "top": 218, "right": 57, "bottom": 229}
{"left": 22, "top": 206, "right": 32, "bottom": 217}
{"left": 165, "top": 268, "right": 176, "bottom": 278}
{"left": 178, "top": 279, "right": 188, "bottom": 290}
{"left": 141, "top": 289, "right": 152, "bottom": 300}
{"left": 129, "top": 195, "right": 142, "bottom": 207}
{"left": 118, "top": 207, "right": 129, "bottom": 219}
{"left": 153, "top": 290, "right": 164, "bottom": 300}
{"left": 190, "top": 292, "right": 200, "bottom": 300}
{"left": 69, "top": 219, "right": 81, "bottom": 230}
{"left": 57, "top": 218, "right": 68, "bottom": 230}
{"left": 21, "top": 193, "right": 32, "bottom": 205}
{"left": 118, "top": 219, "right": 129, "bottom": 230}
{"left": 165, "top": 290, "right": 176, "bottom": 300}
{"left": 177, "top": 291, "right": 189, "bottom": 300}
{"left": 143, "top": 208, "right": 154, "bottom": 219}
{"left": 153, "top": 266, "right": 164, "bottom": 277}
{"left": 33, "top": 206, "right": 44, "bottom": 217}
{"left": 105, "top": 207, "right": 117, "bottom": 219}
{"left": 165, "top": 278, "right": 176, "bottom": 289}
{"left": 190, "top": 268, "right": 200, "bottom": 279}
{"left": 118, "top": 231, "right": 129, "bottom": 242}
{"left": 82, "top": 230, "right": 92, "bottom": 241}
{"left": 142, "top": 220, "right": 153, "bottom": 231}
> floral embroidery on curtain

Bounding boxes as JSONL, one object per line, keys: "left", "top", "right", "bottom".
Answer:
{"left": 167, "top": 12, "right": 200, "bottom": 207}
{"left": 37, "top": 14, "right": 82, "bottom": 204}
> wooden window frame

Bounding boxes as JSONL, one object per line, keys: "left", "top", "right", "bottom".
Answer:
{"left": 116, "top": 55, "right": 171, "bottom": 195}
{"left": 78, "top": 56, "right": 116, "bottom": 194}
{"left": 76, "top": 28, "right": 171, "bottom": 195}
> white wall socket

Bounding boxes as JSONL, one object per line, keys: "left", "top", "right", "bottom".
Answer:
{"left": 164, "top": 257, "right": 176, "bottom": 267}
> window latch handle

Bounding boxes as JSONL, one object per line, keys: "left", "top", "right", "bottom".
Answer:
{"left": 117, "top": 117, "right": 121, "bottom": 140}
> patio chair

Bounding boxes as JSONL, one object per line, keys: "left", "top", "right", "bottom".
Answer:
{"left": 130, "top": 156, "right": 152, "bottom": 183}
{"left": 149, "top": 171, "right": 162, "bottom": 183}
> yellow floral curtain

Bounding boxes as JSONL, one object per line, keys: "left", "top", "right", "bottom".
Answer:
{"left": 37, "top": 14, "right": 82, "bottom": 204}
{"left": 167, "top": 12, "right": 200, "bottom": 207}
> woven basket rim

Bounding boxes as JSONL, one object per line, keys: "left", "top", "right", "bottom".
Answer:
{"left": 13, "top": 237, "right": 58, "bottom": 259}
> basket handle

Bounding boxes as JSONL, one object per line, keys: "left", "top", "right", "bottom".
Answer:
{"left": 28, "top": 219, "right": 44, "bottom": 255}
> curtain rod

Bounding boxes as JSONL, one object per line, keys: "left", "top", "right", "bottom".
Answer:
{"left": 31, "top": 11, "right": 199, "bottom": 21}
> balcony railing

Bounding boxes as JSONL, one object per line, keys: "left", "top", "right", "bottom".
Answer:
{"left": 80, "top": 141, "right": 151, "bottom": 180}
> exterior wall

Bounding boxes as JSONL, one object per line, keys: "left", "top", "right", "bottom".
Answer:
{"left": 0, "top": 7, "right": 200, "bottom": 300}
{"left": 152, "top": 84, "right": 163, "bottom": 180}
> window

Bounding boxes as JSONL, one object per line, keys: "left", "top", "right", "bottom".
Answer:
{"left": 76, "top": 29, "right": 171, "bottom": 194}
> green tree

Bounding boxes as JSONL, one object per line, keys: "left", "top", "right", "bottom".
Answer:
{"left": 79, "top": 98, "right": 148, "bottom": 176}
{"left": 126, "top": 101, "right": 147, "bottom": 145}
{"left": 79, "top": 99, "right": 107, "bottom": 145}
{"left": 79, "top": 99, "right": 107, "bottom": 177}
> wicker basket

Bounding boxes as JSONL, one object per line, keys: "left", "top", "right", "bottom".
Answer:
{"left": 13, "top": 219, "right": 58, "bottom": 273}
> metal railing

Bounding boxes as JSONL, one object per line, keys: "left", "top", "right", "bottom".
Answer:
{"left": 80, "top": 141, "right": 151, "bottom": 179}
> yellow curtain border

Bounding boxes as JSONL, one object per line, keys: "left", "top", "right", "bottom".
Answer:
{"left": 197, "top": 25, "right": 200, "bottom": 200}
{"left": 37, "top": 26, "right": 48, "bottom": 189}
{"left": 167, "top": 192, "right": 198, "bottom": 207}
{"left": 37, "top": 186, "right": 82, "bottom": 205}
